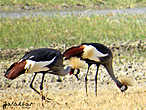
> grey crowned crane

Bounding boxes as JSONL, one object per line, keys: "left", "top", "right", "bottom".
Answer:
{"left": 5, "top": 48, "right": 71, "bottom": 101}
{"left": 63, "top": 43, "right": 128, "bottom": 96}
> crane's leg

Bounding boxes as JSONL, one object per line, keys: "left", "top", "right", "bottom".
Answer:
{"left": 85, "top": 64, "right": 91, "bottom": 96}
{"left": 30, "top": 73, "right": 51, "bottom": 102}
{"left": 104, "top": 59, "right": 128, "bottom": 92}
{"left": 30, "top": 73, "right": 40, "bottom": 95}
{"left": 30, "top": 73, "right": 58, "bottom": 104}
{"left": 75, "top": 69, "right": 80, "bottom": 80}
{"left": 40, "top": 73, "right": 45, "bottom": 100}
{"left": 40, "top": 73, "right": 52, "bottom": 102}
{"left": 95, "top": 64, "right": 100, "bottom": 96}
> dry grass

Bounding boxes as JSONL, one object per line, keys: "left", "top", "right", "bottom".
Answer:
{"left": 0, "top": 43, "right": 145, "bottom": 110}
{"left": 0, "top": 85, "right": 146, "bottom": 110}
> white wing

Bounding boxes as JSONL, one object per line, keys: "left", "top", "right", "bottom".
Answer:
{"left": 82, "top": 45, "right": 108, "bottom": 62}
{"left": 25, "top": 57, "right": 56, "bottom": 73}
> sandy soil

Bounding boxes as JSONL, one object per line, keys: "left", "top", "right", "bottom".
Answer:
{"left": 0, "top": 83, "right": 146, "bottom": 110}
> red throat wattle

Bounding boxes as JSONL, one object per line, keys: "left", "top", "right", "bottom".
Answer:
{"left": 70, "top": 69, "right": 75, "bottom": 75}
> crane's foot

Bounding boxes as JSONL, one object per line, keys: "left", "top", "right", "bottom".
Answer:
{"left": 42, "top": 95, "right": 52, "bottom": 102}
{"left": 40, "top": 91, "right": 60, "bottom": 104}
{"left": 40, "top": 90, "right": 51, "bottom": 102}
{"left": 41, "top": 96, "right": 53, "bottom": 107}
{"left": 42, "top": 96, "right": 60, "bottom": 105}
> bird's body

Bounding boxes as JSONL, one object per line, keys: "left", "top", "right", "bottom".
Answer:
{"left": 63, "top": 43, "right": 128, "bottom": 95}
{"left": 64, "top": 43, "right": 112, "bottom": 64}
{"left": 5, "top": 48, "right": 71, "bottom": 101}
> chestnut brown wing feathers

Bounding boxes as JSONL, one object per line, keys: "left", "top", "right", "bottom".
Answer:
{"left": 63, "top": 46, "right": 84, "bottom": 59}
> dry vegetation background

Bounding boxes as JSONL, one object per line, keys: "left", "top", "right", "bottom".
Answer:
{"left": 0, "top": 41, "right": 146, "bottom": 110}
{"left": 0, "top": 86, "right": 146, "bottom": 110}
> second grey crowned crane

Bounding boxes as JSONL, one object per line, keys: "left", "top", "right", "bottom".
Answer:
{"left": 5, "top": 48, "right": 71, "bottom": 101}
{"left": 63, "top": 43, "right": 128, "bottom": 96}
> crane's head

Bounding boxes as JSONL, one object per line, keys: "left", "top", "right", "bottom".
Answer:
{"left": 5, "top": 60, "right": 26, "bottom": 80}
{"left": 69, "top": 68, "right": 75, "bottom": 75}
{"left": 67, "top": 57, "right": 85, "bottom": 76}
{"left": 69, "top": 68, "right": 80, "bottom": 80}
{"left": 118, "top": 75, "right": 136, "bottom": 92}
{"left": 119, "top": 84, "right": 128, "bottom": 92}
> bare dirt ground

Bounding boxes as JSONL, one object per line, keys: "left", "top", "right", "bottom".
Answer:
{"left": 0, "top": 41, "right": 145, "bottom": 110}
{"left": 0, "top": 85, "right": 146, "bottom": 110}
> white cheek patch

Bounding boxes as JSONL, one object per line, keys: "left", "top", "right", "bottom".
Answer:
{"left": 25, "top": 56, "right": 56, "bottom": 73}
{"left": 82, "top": 45, "right": 108, "bottom": 62}
{"left": 29, "top": 56, "right": 35, "bottom": 59}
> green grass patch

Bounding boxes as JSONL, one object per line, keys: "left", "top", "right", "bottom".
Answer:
{"left": 0, "top": 14, "right": 146, "bottom": 49}
{"left": 0, "top": 0, "right": 146, "bottom": 11}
